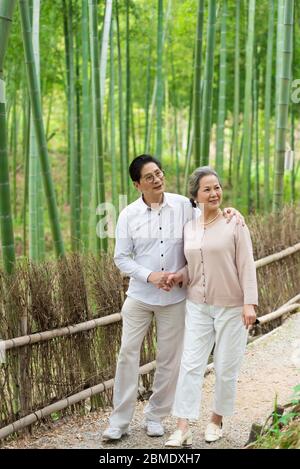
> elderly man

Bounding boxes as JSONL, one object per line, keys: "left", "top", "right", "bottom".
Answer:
{"left": 102, "top": 154, "right": 239, "bottom": 441}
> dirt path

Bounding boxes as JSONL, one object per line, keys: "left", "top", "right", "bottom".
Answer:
{"left": 4, "top": 313, "right": 300, "bottom": 449}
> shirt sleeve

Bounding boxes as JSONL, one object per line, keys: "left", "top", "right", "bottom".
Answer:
{"left": 114, "top": 209, "right": 152, "bottom": 283}
{"left": 234, "top": 223, "right": 258, "bottom": 306}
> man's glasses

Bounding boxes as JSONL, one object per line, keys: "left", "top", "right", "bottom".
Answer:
{"left": 141, "top": 170, "right": 164, "bottom": 184}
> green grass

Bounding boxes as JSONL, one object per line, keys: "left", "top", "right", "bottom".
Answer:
{"left": 252, "top": 419, "right": 300, "bottom": 449}
{"left": 250, "top": 385, "right": 300, "bottom": 449}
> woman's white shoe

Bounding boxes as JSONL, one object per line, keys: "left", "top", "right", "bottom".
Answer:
{"left": 205, "top": 422, "right": 223, "bottom": 442}
{"left": 165, "top": 429, "right": 193, "bottom": 447}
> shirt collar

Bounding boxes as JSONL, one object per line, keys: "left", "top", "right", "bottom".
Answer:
{"left": 163, "top": 192, "right": 176, "bottom": 208}
{"left": 137, "top": 192, "right": 175, "bottom": 212}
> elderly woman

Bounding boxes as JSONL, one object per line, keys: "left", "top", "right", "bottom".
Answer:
{"left": 164, "top": 167, "right": 258, "bottom": 447}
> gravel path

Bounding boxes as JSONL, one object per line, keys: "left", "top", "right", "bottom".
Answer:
{"left": 4, "top": 313, "right": 300, "bottom": 449}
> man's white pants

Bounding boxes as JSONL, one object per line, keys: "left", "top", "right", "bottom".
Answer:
{"left": 172, "top": 300, "right": 248, "bottom": 420}
{"left": 109, "top": 297, "right": 186, "bottom": 430}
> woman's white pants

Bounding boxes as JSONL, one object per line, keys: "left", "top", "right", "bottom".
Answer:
{"left": 172, "top": 300, "right": 248, "bottom": 420}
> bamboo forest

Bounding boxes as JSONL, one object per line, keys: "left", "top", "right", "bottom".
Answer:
{"left": 0, "top": 0, "right": 300, "bottom": 452}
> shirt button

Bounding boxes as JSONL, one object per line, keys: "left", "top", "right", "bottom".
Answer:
{"left": 161, "top": 241, "right": 163, "bottom": 244}
{"left": 161, "top": 254, "right": 163, "bottom": 257}
{"left": 159, "top": 227, "right": 162, "bottom": 230}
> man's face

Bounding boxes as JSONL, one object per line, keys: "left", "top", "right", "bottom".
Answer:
{"left": 134, "top": 162, "right": 165, "bottom": 199}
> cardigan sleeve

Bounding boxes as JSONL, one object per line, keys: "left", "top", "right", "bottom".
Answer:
{"left": 234, "top": 223, "right": 258, "bottom": 306}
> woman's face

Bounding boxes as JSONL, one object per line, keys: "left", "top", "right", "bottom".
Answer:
{"left": 196, "top": 174, "right": 223, "bottom": 210}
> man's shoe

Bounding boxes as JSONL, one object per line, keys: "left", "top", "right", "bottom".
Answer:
{"left": 102, "top": 427, "right": 127, "bottom": 441}
{"left": 165, "top": 429, "right": 193, "bottom": 447}
{"left": 143, "top": 420, "right": 164, "bottom": 437}
{"left": 204, "top": 422, "right": 223, "bottom": 443}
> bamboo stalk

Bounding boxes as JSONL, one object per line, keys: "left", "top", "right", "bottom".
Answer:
{"left": 241, "top": 0, "right": 256, "bottom": 214}
{"left": 2, "top": 313, "right": 122, "bottom": 351}
{"left": 263, "top": 0, "right": 275, "bottom": 212}
{"left": 281, "top": 293, "right": 300, "bottom": 307}
{"left": 19, "top": 0, "right": 65, "bottom": 258}
{"left": 0, "top": 0, "right": 17, "bottom": 274}
{"left": 62, "top": 0, "right": 71, "bottom": 206}
{"left": 254, "top": 242, "right": 300, "bottom": 268}
{"left": 88, "top": 0, "right": 107, "bottom": 252}
{"left": 232, "top": 0, "right": 240, "bottom": 203}
{"left": 156, "top": 0, "right": 164, "bottom": 161}
{"left": 144, "top": 42, "right": 152, "bottom": 153}
{"left": 81, "top": 0, "right": 91, "bottom": 251}
{"left": 275, "top": 0, "right": 285, "bottom": 124}
{"left": 184, "top": 74, "right": 195, "bottom": 194}
{"left": 216, "top": 0, "right": 227, "bottom": 178}
{"left": 125, "top": 0, "right": 130, "bottom": 175}
{"left": 29, "top": 0, "right": 44, "bottom": 261}
{"left": 11, "top": 96, "right": 17, "bottom": 219}
{"left": 110, "top": 18, "right": 118, "bottom": 211}
{"left": 171, "top": 53, "right": 180, "bottom": 193}
{"left": 272, "top": 0, "right": 294, "bottom": 212}
{"left": 115, "top": 0, "right": 127, "bottom": 195}
{"left": 200, "top": 0, "right": 217, "bottom": 165}
{"left": 67, "top": 0, "right": 80, "bottom": 251}
{"left": 253, "top": 59, "right": 260, "bottom": 211}
{"left": 22, "top": 86, "right": 30, "bottom": 257}
{"left": 290, "top": 135, "right": 296, "bottom": 200}
{"left": 100, "top": 0, "right": 113, "bottom": 108}
{"left": 193, "top": 0, "right": 204, "bottom": 168}
{"left": 258, "top": 303, "right": 299, "bottom": 324}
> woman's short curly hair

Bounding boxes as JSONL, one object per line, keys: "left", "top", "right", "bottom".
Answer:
{"left": 189, "top": 166, "right": 222, "bottom": 207}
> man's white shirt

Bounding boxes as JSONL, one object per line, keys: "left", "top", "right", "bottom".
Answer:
{"left": 114, "top": 192, "right": 197, "bottom": 306}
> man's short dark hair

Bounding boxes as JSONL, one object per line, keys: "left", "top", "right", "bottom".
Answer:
{"left": 129, "top": 154, "right": 162, "bottom": 182}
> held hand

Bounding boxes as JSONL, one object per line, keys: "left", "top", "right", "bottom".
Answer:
{"left": 160, "top": 272, "right": 184, "bottom": 292}
{"left": 147, "top": 271, "right": 173, "bottom": 289}
{"left": 242, "top": 304, "right": 257, "bottom": 330}
{"left": 223, "top": 207, "right": 245, "bottom": 226}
